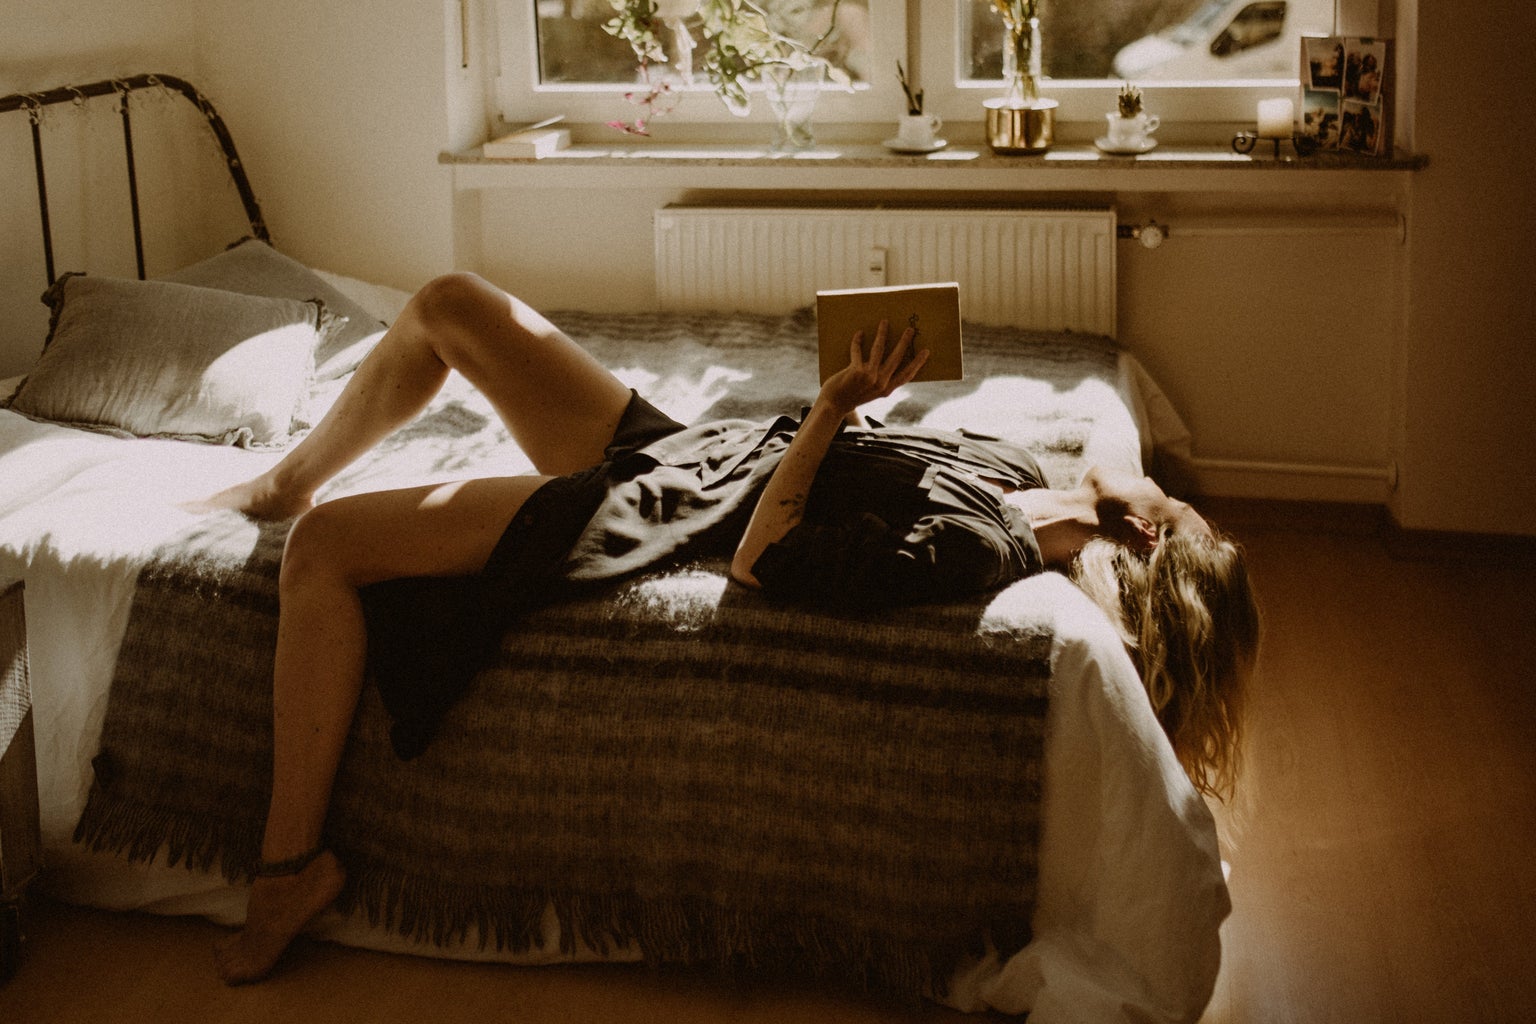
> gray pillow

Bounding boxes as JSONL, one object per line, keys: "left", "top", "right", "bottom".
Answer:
{"left": 0, "top": 274, "right": 324, "bottom": 449}
{"left": 162, "top": 238, "right": 386, "bottom": 380}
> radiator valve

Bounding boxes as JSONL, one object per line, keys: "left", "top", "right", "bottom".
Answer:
{"left": 1117, "top": 220, "right": 1167, "bottom": 249}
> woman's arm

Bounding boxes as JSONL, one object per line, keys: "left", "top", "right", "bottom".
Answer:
{"left": 730, "top": 320, "right": 927, "bottom": 588}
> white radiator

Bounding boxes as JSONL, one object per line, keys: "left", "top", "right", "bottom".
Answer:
{"left": 654, "top": 206, "right": 1117, "bottom": 335}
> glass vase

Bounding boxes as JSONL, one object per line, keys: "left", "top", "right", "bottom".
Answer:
{"left": 764, "top": 63, "right": 824, "bottom": 152}
{"left": 1001, "top": 17, "right": 1043, "bottom": 108}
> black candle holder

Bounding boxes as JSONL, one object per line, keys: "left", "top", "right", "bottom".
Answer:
{"left": 1232, "top": 128, "right": 1320, "bottom": 158}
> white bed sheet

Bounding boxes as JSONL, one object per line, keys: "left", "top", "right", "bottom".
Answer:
{"left": 0, "top": 279, "right": 1225, "bottom": 1022}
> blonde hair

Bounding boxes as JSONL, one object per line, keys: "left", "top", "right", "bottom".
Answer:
{"left": 1070, "top": 528, "right": 1262, "bottom": 800}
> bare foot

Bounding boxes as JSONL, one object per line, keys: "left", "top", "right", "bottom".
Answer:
{"left": 214, "top": 850, "right": 346, "bottom": 984}
{"left": 181, "top": 474, "right": 314, "bottom": 521}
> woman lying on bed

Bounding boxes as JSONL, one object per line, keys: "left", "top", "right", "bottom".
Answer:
{"left": 189, "top": 271, "right": 1261, "bottom": 985}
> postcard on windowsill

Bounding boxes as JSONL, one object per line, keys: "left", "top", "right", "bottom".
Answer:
{"left": 815, "top": 282, "right": 963, "bottom": 384}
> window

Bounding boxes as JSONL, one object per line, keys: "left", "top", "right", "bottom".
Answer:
{"left": 531, "top": 0, "right": 874, "bottom": 85}
{"left": 498, "top": 1, "right": 906, "bottom": 126}
{"left": 495, "top": 1, "right": 1362, "bottom": 131}
{"left": 919, "top": 0, "right": 1341, "bottom": 123}
{"left": 1211, "top": 3, "right": 1290, "bottom": 58}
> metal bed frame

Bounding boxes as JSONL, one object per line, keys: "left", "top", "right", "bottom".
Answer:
{"left": 0, "top": 73, "right": 269, "bottom": 287}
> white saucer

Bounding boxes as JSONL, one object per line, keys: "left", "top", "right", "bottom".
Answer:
{"left": 883, "top": 137, "right": 947, "bottom": 154}
{"left": 1094, "top": 136, "right": 1157, "bottom": 155}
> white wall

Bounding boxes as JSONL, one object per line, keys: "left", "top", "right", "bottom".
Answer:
{"left": 0, "top": 1, "right": 208, "bottom": 374}
{"left": 193, "top": 0, "right": 469, "bottom": 291}
{"left": 0, "top": 2, "right": 197, "bottom": 91}
{"left": 1, "top": 0, "right": 484, "bottom": 375}
{"left": 1115, "top": 194, "right": 1401, "bottom": 498}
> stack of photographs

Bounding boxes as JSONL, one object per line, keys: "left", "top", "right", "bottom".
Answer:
{"left": 1301, "top": 36, "right": 1392, "bottom": 156}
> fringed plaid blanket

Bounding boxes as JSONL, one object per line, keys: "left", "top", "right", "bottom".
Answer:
{"left": 75, "top": 511, "right": 1052, "bottom": 1002}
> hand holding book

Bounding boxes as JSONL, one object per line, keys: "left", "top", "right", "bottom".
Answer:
{"left": 816, "top": 282, "right": 963, "bottom": 384}
{"left": 818, "top": 320, "right": 929, "bottom": 421}
{"left": 732, "top": 319, "right": 927, "bottom": 590}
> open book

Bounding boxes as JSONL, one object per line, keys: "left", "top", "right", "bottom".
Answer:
{"left": 815, "top": 282, "right": 963, "bottom": 384}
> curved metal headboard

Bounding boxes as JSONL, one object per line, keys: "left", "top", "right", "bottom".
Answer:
{"left": 0, "top": 73, "right": 269, "bottom": 286}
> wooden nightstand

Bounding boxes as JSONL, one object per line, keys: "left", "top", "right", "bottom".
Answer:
{"left": 0, "top": 576, "right": 40, "bottom": 982}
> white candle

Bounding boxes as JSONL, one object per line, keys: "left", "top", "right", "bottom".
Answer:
{"left": 1257, "top": 98, "right": 1294, "bottom": 139}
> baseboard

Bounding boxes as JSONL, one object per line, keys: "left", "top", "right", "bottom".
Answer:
{"left": 1184, "top": 457, "right": 1396, "bottom": 505}
{"left": 1192, "top": 497, "right": 1389, "bottom": 537}
{"left": 1381, "top": 520, "right": 1536, "bottom": 566}
{"left": 1192, "top": 496, "right": 1536, "bottom": 566}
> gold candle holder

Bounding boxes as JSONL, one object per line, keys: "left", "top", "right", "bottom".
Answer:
{"left": 984, "top": 97, "right": 1058, "bottom": 154}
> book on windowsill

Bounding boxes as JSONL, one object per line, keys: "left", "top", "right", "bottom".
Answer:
{"left": 482, "top": 126, "right": 571, "bottom": 158}
{"left": 815, "top": 282, "right": 963, "bottom": 384}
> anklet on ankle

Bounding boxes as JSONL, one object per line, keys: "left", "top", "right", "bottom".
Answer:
{"left": 251, "top": 846, "right": 327, "bottom": 878}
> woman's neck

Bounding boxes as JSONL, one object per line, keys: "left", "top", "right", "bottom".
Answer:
{"left": 1009, "top": 487, "right": 1099, "bottom": 569}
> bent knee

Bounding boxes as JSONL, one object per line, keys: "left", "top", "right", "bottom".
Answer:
{"left": 280, "top": 503, "right": 361, "bottom": 590}
{"left": 410, "top": 271, "right": 498, "bottom": 330}
{"left": 407, "top": 271, "right": 535, "bottom": 370}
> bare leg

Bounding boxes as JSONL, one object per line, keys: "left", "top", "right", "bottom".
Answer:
{"left": 188, "top": 272, "right": 633, "bottom": 519}
{"left": 209, "top": 274, "right": 635, "bottom": 980}
{"left": 213, "top": 473, "right": 552, "bottom": 983}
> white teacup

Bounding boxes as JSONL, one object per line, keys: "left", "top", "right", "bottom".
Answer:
{"left": 897, "top": 112, "right": 943, "bottom": 148}
{"left": 1105, "top": 112, "right": 1159, "bottom": 149}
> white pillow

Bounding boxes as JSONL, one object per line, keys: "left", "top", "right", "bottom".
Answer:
{"left": 311, "top": 268, "right": 412, "bottom": 325}
{"left": 0, "top": 274, "right": 325, "bottom": 449}
{"left": 162, "top": 239, "right": 388, "bottom": 381}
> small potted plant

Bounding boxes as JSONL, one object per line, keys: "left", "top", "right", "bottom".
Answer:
{"left": 889, "top": 60, "right": 942, "bottom": 151}
{"left": 1100, "top": 81, "right": 1159, "bottom": 153}
{"left": 1117, "top": 81, "right": 1143, "bottom": 119}
{"left": 897, "top": 59, "right": 923, "bottom": 116}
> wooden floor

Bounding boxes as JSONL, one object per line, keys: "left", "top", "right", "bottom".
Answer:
{"left": 2, "top": 513, "right": 1534, "bottom": 1023}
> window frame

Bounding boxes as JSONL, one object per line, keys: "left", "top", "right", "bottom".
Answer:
{"left": 494, "top": 0, "right": 1378, "bottom": 132}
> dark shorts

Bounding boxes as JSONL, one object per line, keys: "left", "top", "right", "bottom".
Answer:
{"left": 483, "top": 390, "right": 685, "bottom": 579}
{"left": 603, "top": 388, "right": 689, "bottom": 462}
{"left": 361, "top": 390, "right": 685, "bottom": 760}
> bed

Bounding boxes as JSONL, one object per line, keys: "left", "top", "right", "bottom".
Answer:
{"left": 0, "top": 76, "right": 1226, "bottom": 1022}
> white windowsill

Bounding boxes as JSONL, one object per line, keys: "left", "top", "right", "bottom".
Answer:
{"left": 442, "top": 140, "right": 1426, "bottom": 195}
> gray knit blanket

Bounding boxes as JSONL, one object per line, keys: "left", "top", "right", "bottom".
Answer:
{"left": 73, "top": 310, "right": 1136, "bottom": 1003}
{"left": 76, "top": 518, "right": 1050, "bottom": 1001}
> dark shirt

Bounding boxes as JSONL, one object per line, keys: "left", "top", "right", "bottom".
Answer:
{"left": 753, "top": 435, "right": 1044, "bottom": 608}
{"left": 565, "top": 413, "right": 1046, "bottom": 608}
